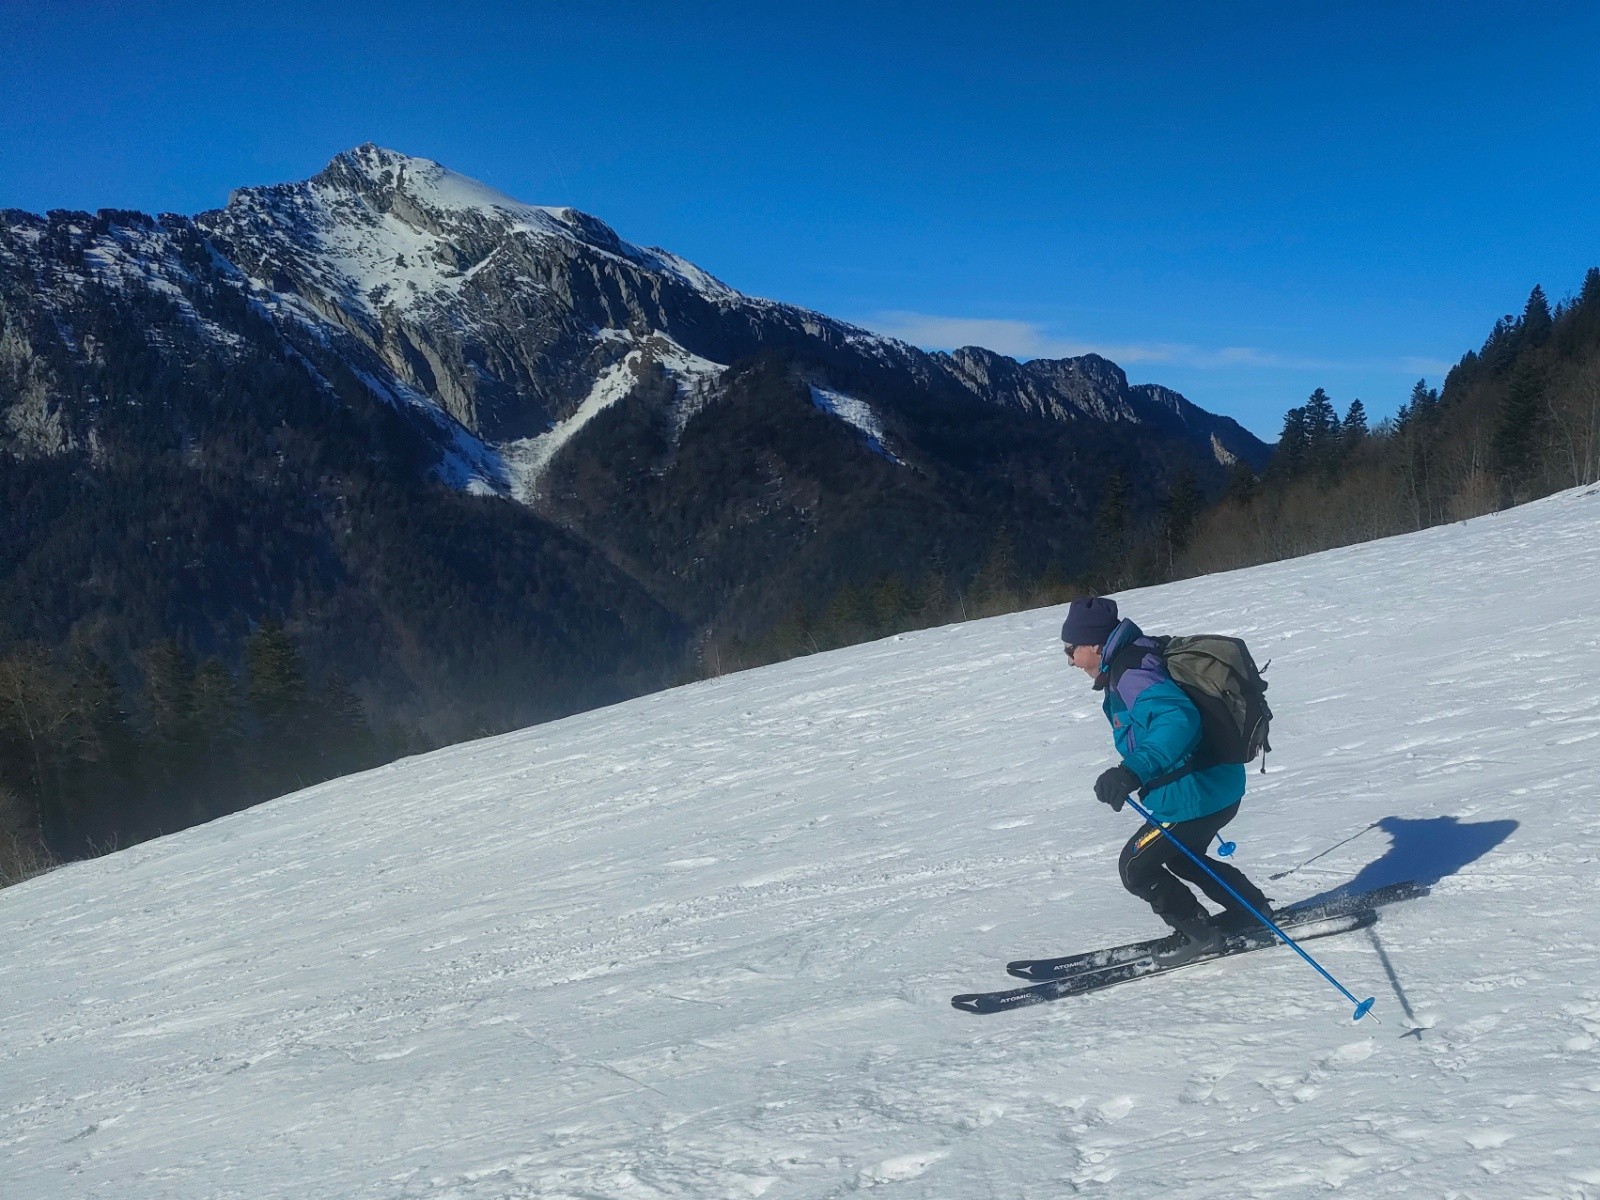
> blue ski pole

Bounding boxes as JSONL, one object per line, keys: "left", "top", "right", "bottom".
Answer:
{"left": 1123, "top": 795, "right": 1377, "bottom": 1022}
{"left": 1214, "top": 833, "right": 1236, "bottom": 857}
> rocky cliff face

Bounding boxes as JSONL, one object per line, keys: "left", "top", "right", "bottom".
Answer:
{"left": 189, "top": 146, "right": 902, "bottom": 448}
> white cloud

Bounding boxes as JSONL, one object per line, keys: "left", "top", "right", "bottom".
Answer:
{"left": 1193, "top": 347, "right": 1342, "bottom": 371}
{"left": 864, "top": 310, "right": 1446, "bottom": 379}
{"left": 865, "top": 311, "right": 1182, "bottom": 364}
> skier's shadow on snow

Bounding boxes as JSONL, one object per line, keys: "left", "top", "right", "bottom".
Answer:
{"left": 1291, "top": 814, "right": 1517, "bottom": 908}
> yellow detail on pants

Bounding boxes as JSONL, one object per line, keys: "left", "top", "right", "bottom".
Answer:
{"left": 1134, "top": 825, "right": 1170, "bottom": 852}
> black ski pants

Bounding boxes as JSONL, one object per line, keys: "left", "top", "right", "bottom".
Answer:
{"left": 1118, "top": 802, "right": 1270, "bottom": 923}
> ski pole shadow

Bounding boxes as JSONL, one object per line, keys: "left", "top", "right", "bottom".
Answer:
{"left": 1364, "top": 924, "right": 1431, "bottom": 1040}
{"left": 1292, "top": 814, "right": 1518, "bottom": 910}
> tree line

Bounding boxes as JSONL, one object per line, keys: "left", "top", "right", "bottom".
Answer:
{"left": 697, "top": 459, "right": 1209, "bottom": 676}
{"left": 0, "top": 623, "right": 417, "bottom": 886}
{"left": 1176, "top": 269, "right": 1600, "bottom": 575}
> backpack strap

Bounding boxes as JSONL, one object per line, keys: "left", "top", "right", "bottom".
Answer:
{"left": 1115, "top": 635, "right": 1203, "bottom": 798}
{"left": 1137, "top": 757, "right": 1203, "bottom": 799}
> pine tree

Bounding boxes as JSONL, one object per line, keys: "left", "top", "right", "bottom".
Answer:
{"left": 1303, "top": 388, "right": 1338, "bottom": 445}
{"left": 869, "top": 575, "right": 913, "bottom": 631}
{"left": 1580, "top": 267, "right": 1600, "bottom": 317}
{"left": 1495, "top": 360, "right": 1547, "bottom": 490}
{"left": 969, "top": 531, "right": 1018, "bottom": 617}
{"left": 1394, "top": 380, "right": 1439, "bottom": 436}
{"left": 1223, "top": 461, "right": 1259, "bottom": 505}
{"left": 0, "top": 648, "right": 73, "bottom": 837}
{"left": 914, "top": 570, "right": 952, "bottom": 626}
{"left": 1522, "top": 284, "right": 1553, "bottom": 347}
{"left": 245, "top": 621, "right": 306, "bottom": 729}
{"left": 1412, "top": 378, "right": 1440, "bottom": 425}
{"left": 1395, "top": 380, "right": 1441, "bottom": 528}
{"left": 1569, "top": 268, "right": 1600, "bottom": 353}
{"left": 63, "top": 653, "right": 139, "bottom": 848}
{"left": 189, "top": 657, "right": 242, "bottom": 814}
{"left": 1301, "top": 388, "right": 1342, "bottom": 480}
{"left": 1271, "top": 406, "right": 1310, "bottom": 479}
{"left": 1340, "top": 399, "right": 1368, "bottom": 462}
{"left": 314, "top": 671, "right": 376, "bottom": 779}
{"left": 244, "top": 621, "right": 310, "bottom": 796}
{"left": 1491, "top": 360, "right": 1542, "bottom": 489}
{"left": 142, "top": 641, "right": 195, "bottom": 738}
{"left": 139, "top": 640, "right": 197, "bottom": 806}
{"left": 1160, "top": 469, "right": 1204, "bottom": 573}
{"left": 1093, "top": 469, "right": 1131, "bottom": 578}
{"left": 818, "top": 584, "right": 874, "bottom": 647}
{"left": 1478, "top": 314, "right": 1520, "bottom": 373}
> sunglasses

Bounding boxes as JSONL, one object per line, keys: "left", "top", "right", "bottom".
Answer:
{"left": 1063, "top": 643, "right": 1077, "bottom": 657}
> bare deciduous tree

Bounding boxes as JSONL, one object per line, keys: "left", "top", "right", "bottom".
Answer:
{"left": 1546, "top": 359, "right": 1600, "bottom": 488}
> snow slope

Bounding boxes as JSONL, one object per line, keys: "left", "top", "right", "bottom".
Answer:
{"left": 5, "top": 486, "right": 1600, "bottom": 1198}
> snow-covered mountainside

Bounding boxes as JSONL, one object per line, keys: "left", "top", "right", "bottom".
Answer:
{"left": 194, "top": 144, "right": 879, "bottom": 448}
{"left": 6, "top": 484, "right": 1600, "bottom": 1198}
{"left": 196, "top": 145, "right": 1262, "bottom": 466}
{"left": 3, "top": 144, "right": 1265, "bottom": 490}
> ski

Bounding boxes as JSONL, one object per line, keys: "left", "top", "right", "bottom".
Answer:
{"left": 1005, "top": 878, "right": 1427, "bottom": 983}
{"left": 953, "top": 908, "right": 1379, "bottom": 1015}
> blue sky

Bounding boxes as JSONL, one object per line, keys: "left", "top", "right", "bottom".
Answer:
{"left": 4, "top": 2, "right": 1599, "bottom": 438}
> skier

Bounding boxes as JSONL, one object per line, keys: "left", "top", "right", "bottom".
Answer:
{"left": 1061, "top": 595, "right": 1273, "bottom": 963}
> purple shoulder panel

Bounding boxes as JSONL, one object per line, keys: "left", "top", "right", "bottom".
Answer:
{"left": 1113, "top": 649, "right": 1168, "bottom": 709}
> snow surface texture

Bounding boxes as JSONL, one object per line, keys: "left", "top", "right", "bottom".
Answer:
{"left": 5, "top": 486, "right": 1600, "bottom": 1198}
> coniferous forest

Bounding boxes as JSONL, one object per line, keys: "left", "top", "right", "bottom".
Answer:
{"left": 5, "top": 267, "right": 1599, "bottom": 887}
{"left": 1174, "top": 273, "right": 1600, "bottom": 576}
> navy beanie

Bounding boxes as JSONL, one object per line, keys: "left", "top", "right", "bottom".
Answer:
{"left": 1060, "top": 596, "right": 1119, "bottom": 647}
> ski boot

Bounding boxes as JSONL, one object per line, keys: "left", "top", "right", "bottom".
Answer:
{"left": 1153, "top": 913, "right": 1223, "bottom": 965}
{"left": 1211, "top": 900, "right": 1274, "bottom": 936}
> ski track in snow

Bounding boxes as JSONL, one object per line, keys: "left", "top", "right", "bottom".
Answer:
{"left": 6, "top": 485, "right": 1600, "bottom": 1197}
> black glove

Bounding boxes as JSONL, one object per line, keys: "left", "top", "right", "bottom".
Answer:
{"left": 1094, "top": 764, "right": 1142, "bottom": 812}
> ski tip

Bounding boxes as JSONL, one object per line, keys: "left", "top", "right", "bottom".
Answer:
{"left": 1352, "top": 997, "right": 1376, "bottom": 1022}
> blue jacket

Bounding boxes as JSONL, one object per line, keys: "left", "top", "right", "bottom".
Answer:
{"left": 1098, "top": 619, "right": 1245, "bottom": 824}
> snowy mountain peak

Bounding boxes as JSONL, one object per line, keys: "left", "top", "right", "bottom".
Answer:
{"left": 313, "top": 142, "right": 567, "bottom": 226}
{"left": 205, "top": 144, "right": 747, "bottom": 339}
{"left": 309, "top": 144, "right": 735, "bottom": 295}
